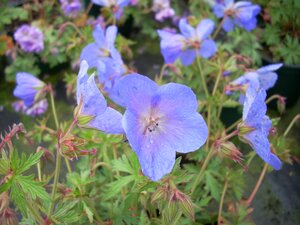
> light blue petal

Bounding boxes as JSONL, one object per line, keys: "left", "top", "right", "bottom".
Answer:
{"left": 80, "top": 43, "right": 103, "bottom": 68}
{"left": 80, "top": 74, "right": 107, "bottom": 116}
{"left": 199, "top": 39, "right": 217, "bottom": 58}
{"left": 16, "top": 72, "right": 43, "bottom": 87}
{"left": 93, "top": 25, "right": 106, "bottom": 46}
{"left": 105, "top": 26, "right": 117, "bottom": 49}
{"left": 257, "top": 63, "right": 283, "bottom": 73}
{"left": 76, "top": 60, "right": 89, "bottom": 105}
{"left": 92, "top": 0, "right": 110, "bottom": 7}
{"left": 179, "top": 19, "right": 196, "bottom": 39}
{"left": 112, "top": 74, "right": 158, "bottom": 109}
{"left": 196, "top": 19, "right": 215, "bottom": 40}
{"left": 222, "top": 17, "right": 235, "bottom": 32}
{"left": 88, "top": 107, "right": 124, "bottom": 134}
{"left": 122, "top": 109, "right": 176, "bottom": 181}
{"left": 213, "top": 4, "right": 225, "bottom": 18}
{"left": 180, "top": 49, "right": 196, "bottom": 66}
{"left": 154, "top": 83, "right": 199, "bottom": 114}
{"left": 243, "top": 88, "right": 267, "bottom": 127}
{"left": 258, "top": 72, "right": 278, "bottom": 90}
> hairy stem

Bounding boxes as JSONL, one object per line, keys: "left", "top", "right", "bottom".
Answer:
{"left": 218, "top": 179, "right": 228, "bottom": 225}
{"left": 195, "top": 55, "right": 209, "bottom": 99}
{"left": 283, "top": 114, "right": 300, "bottom": 137}
{"left": 212, "top": 17, "right": 226, "bottom": 39}
{"left": 246, "top": 163, "right": 268, "bottom": 206}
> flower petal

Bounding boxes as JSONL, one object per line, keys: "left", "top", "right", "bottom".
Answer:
{"left": 154, "top": 83, "right": 198, "bottom": 114}
{"left": 199, "top": 39, "right": 217, "bottom": 58}
{"left": 93, "top": 25, "right": 106, "bottom": 46}
{"left": 222, "top": 17, "right": 235, "bottom": 32}
{"left": 179, "top": 19, "right": 196, "bottom": 38}
{"left": 257, "top": 63, "right": 283, "bottom": 73}
{"left": 112, "top": 74, "right": 158, "bottom": 109}
{"left": 76, "top": 60, "right": 89, "bottom": 104}
{"left": 88, "top": 107, "right": 124, "bottom": 134}
{"left": 196, "top": 19, "right": 215, "bottom": 40}
{"left": 243, "top": 85, "right": 266, "bottom": 123}
{"left": 180, "top": 49, "right": 196, "bottom": 66}
{"left": 105, "top": 25, "right": 117, "bottom": 48}
{"left": 80, "top": 74, "right": 107, "bottom": 116}
{"left": 80, "top": 43, "right": 103, "bottom": 68}
{"left": 122, "top": 109, "right": 176, "bottom": 181}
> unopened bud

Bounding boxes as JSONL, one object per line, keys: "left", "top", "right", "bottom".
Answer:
{"left": 220, "top": 141, "right": 243, "bottom": 165}
{"left": 151, "top": 185, "right": 168, "bottom": 204}
{"left": 0, "top": 208, "right": 18, "bottom": 225}
{"left": 277, "top": 96, "right": 286, "bottom": 115}
{"left": 170, "top": 189, "right": 194, "bottom": 221}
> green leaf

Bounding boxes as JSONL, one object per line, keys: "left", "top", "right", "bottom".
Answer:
{"left": 0, "top": 159, "right": 9, "bottom": 174}
{"left": 15, "top": 175, "right": 50, "bottom": 201}
{"left": 52, "top": 201, "right": 81, "bottom": 224}
{"left": 103, "top": 175, "right": 135, "bottom": 200}
{"left": 15, "top": 151, "right": 44, "bottom": 175}
{"left": 205, "top": 171, "right": 221, "bottom": 201}
{"left": 83, "top": 201, "right": 94, "bottom": 223}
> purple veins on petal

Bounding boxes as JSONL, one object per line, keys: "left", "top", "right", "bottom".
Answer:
{"left": 118, "top": 74, "right": 208, "bottom": 181}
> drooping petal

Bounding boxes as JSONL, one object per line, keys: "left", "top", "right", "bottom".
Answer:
{"left": 179, "top": 19, "right": 196, "bottom": 39}
{"left": 179, "top": 49, "right": 196, "bottom": 66}
{"left": 13, "top": 87, "right": 37, "bottom": 107}
{"left": 242, "top": 85, "right": 266, "bottom": 122}
{"left": 112, "top": 74, "right": 158, "bottom": 110}
{"left": 122, "top": 109, "right": 176, "bottom": 181}
{"left": 80, "top": 74, "right": 107, "bottom": 116}
{"left": 88, "top": 107, "right": 124, "bottom": 134}
{"left": 76, "top": 60, "right": 89, "bottom": 104}
{"left": 92, "top": 0, "right": 110, "bottom": 7}
{"left": 16, "top": 72, "right": 43, "bottom": 87}
{"left": 199, "top": 39, "right": 217, "bottom": 58}
{"left": 222, "top": 17, "right": 235, "bottom": 32}
{"left": 244, "top": 121, "right": 281, "bottom": 171}
{"left": 196, "top": 19, "right": 215, "bottom": 40}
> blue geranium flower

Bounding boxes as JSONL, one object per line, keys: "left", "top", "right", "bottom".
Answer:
{"left": 112, "top": 74, "right": 208, "bottom": 181}
{"left": 76, "top": 60, "right": 123, "bottom": 134}
{"left": 157, "top": 18, "right": 217, "bottom": 66}
{"left": 92, "top": 0, "right": 130, "bottom": 19}
{"left": 13, "top": 72, "right": 45, "bottom": 107}
{"left": 80, "top": 25, "right": 123, "bottom": 69}
{"left": 213, "top": 0, "right": 261, "bottom": 32}
{"left": 227, "top": 63, "right": 282, "bottom": 103}
{"left": 239, "top": 85, "right": 281, "bottom": 170}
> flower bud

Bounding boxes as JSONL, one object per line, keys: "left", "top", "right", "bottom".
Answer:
{"left": 170, "top": 189, "right": 194, "bottom": 221}
{"left": 277, "top": 96, "right": 286, "bottom": 115}
{"left": 220, "top": 141, "right": 243, "bottom": 165}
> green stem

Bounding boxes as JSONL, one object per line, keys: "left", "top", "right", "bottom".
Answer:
{"left": 246, "top": 163, "right": 268, "bottom": 206}
{"left": 212, "top": 68, "right": 223, "bottom": 96}
{"left": 47, "top": 145, "right": 62, "bottom": 217}
{"left": 218, "top": 179, "right": 228, "bottom": 225}
{"left": 225, "top": 119, "right": 241, "bottom": 133}
{"left": 157, "top": 64, "right": 169, "bottom": 84}
{"left": 195, "top": 54, "right": 209, "bottom": 99}
{"left": 265, "top": 94, "right": 282, "bottom": 104}
{"left": 283, "top": 114, "right": 300, "bottom": 137}
{"left": 49, "top": 88, "right": 59, "bottom": 130}
{"left": 191, "top": 148, "right": 214, "bottom": 195}
{"left": 212, "top": 17, "right": 226, "bottom": 39}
